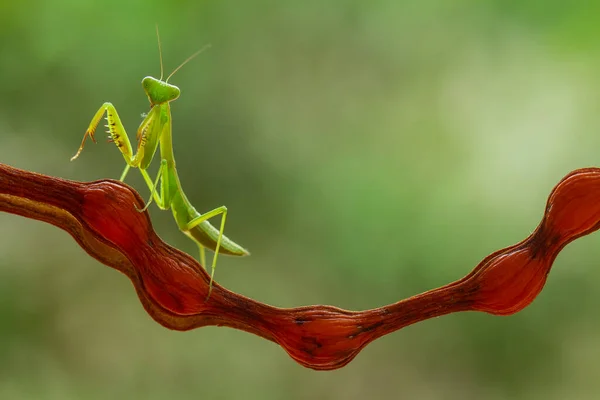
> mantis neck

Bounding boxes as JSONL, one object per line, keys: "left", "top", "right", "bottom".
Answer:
{"left": 158, "top": 103, "right": 176, "bottom": 166}
{"left": 157, "top": 102, "right": 186, "bottom": 200}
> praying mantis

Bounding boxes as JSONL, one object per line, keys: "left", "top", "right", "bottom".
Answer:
{"left": 70, "top": 28, "right": 249, "bottom": 296}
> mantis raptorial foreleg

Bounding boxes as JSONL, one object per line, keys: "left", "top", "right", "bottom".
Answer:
{"left": 71, "top": 103, "right": 135, "bottom": 163}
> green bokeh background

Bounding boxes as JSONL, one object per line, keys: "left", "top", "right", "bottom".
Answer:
{"left": 2, "top": 1, "right": 600, "bottom": 399}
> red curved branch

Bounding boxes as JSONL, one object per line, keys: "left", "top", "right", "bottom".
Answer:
{"left": 0, "top": 162, "right": 599, "bottom": 370}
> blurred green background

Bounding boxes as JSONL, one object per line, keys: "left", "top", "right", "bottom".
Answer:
{"left": 2, "top": 0, "right": 600, "bottom": 399}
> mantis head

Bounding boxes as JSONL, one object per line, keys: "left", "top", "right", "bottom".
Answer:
{"left": 142, "top": 76, "right": 180, "bottom": 105}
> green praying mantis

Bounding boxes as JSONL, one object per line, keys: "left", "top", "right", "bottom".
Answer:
{"left": 71, "top": 28, "right": 249, "bottom": 296}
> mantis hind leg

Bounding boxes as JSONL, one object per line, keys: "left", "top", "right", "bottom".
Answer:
{"left": 186, "top": 206, "right": 228, "bottom": 300}
{"left": 198, "top": 245, "right": 207, "bottom": 272}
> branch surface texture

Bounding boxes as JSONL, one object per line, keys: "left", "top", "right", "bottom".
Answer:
{"left": 1, "top": 163, "right": 598, "bottom": 370}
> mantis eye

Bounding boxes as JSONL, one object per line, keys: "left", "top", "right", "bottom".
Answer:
{"left": 170, "top": 86, "right": 181, "bottom": 100}
{"left": 141, "top": 76, "right": 156, "bottom": 91}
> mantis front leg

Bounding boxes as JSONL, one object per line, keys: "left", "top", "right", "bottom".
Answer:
{"left": 72, "top": 102, "right": 166, "bottom": 209}
{"left": 71, "top": 102, "right": 136, "bottom": 165}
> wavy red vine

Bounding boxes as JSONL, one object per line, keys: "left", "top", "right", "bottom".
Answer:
{"left": 0, "top": 162, "right": 599, "bottom": 370}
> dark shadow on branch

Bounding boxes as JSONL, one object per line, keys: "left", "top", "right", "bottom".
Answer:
{"left": 1, "top": 162, "right": 599, "bottom": 370}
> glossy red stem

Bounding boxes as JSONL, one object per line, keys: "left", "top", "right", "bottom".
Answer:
{"left": 1, "top": 163, "right": 599, "bottom": 370}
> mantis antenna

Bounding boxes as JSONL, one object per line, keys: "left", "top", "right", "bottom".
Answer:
{"left": 155, "top": 24, "right": 164, "bottom": 80}
{"left": 166, "top": 44, "right": 212, "bottom": 82}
